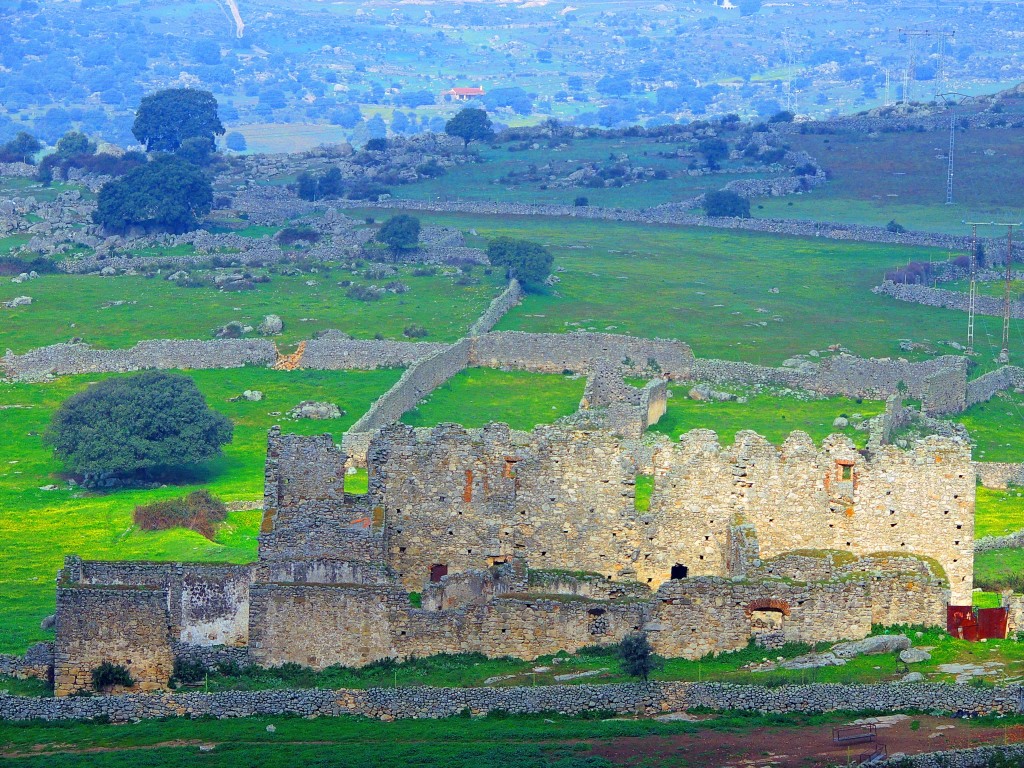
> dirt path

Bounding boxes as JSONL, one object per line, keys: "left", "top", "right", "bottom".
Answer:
{"left": 589, "top": 715, "right": 1024, "bottom": 767}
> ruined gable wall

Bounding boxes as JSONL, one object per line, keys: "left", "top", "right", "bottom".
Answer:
{"left": 370, "top": 423, "right": 644, "bottom": 589}
{"left": 646, "top": 431, "right": 974, "bottom": 603}
{"left": 54, "top": 585, "right": 174, "bottom": 696}
{"left": 371, "top": 423, "right": 519, "bottom": 587}
{"left": 511, "top": 427, "right": 644, "bottom": 579}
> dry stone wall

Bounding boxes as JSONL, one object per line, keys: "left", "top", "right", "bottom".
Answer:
{"left": 468, "top": 279, "right": 524, "bottom": 337}
{"left": 874, "top": 281, "right": 1024, "bottom": 318}
{"left": 2, "top": 681, "right": 1019, "bottom": 723}
{"left": 1, "top": 339, "right": 276, "bottom": 380}
{"left": 348, "top": 339, "right": 472, "bottom": 435}
{"left": 965, "top": 366, "right": 1024, "bottom": 408}
{"left": 0, "top": 643, "right": 53, "bottom": 682}
{"left": 973, "top": 461, "right": 1024, "bottom": 490}
{"left": 297, "top": 333, "right": 445, "bottom": 370}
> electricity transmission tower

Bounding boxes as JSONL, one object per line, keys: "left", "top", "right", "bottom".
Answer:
{"left": 781, "top": 29, "right": 796, "bottom": 112}
{"left": 898, "top": 28, "right": 955, "bottom": 103}
{"left": 965, "top": 221, "right": 1021, "bottom": 363}
{"left": 939, "top": 93, "right": 972, "bottom": 205}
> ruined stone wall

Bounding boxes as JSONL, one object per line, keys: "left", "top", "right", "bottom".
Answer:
{"left": 816, "top": 355, "right": 968, "bottom": 403}
{"left": 0, "top": 643, "right": 53, "bottom": 681}
{"left": 648, "top": 578, "right": 873, "bottom": 659}
{"left": 973, "top": 461, "right": 1024, "bottom": 489}
{"left": 579, "top": 361, "right": 668, "bottom": 438}
{"left": 471, "top": 332, "right": 694, "bottom": 378}
{"left": 61, "top": 557, "right": 254, "bottom": 648}
{"left": 348, "top": 338, "right": 472, "bottom": 435}
{"left": 646, "top": 430, "right": 974, "bottom": 603}
{"left": 369, "top": 423, "right": 642, "bottom": 589}
{"left": 468, "top": 279, "right": 524, "bottom": 337}
{"left": 297, "top": 333, "right": 444, "bottom": 370}
{"left": 2, "top": 339, "right": 276, "bottom": 381}
{"left": 54, "top": 585, "right": 174, "bottom": 696}
{"left": 965, "top": 366, "right": 1024, "bottom": 408}
{"left": 923, "top": 366, "right": 969, "bottom": 415}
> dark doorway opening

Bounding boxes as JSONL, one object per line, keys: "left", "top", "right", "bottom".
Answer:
{"left": 670, "top": 564, "right": 688, "bottom": 580}
{"left": 430, "top": 564, "right": 448, "bottom": 582}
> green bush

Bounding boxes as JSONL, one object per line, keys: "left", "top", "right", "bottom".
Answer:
{"left": 703, "top": 190, "right": 751, "bottom": 218}
{"left": 172, "top": 657, "right": 207, "bottom": 684}
{"left": 91, "top": 662, "right": 135, "bottom": 691}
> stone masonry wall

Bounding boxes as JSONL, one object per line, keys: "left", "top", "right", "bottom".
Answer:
{"left": 54, "top": 585, "right": 174, "bottom": 696}
{"left": 965, "top": 366, "right": 1024, "bottom": 408}
{"left": 646, "top": 430, "right": 974, "bottom": 603}
{"left": 468, "top": 279, "right": 524, "bottom": 337}
{"left": 1, "top": 339, "right": 276, "bottom": 381}
{"left": 348, "top": 338, "right": 472, "bottom": 435}
{"left": 296, "top": 333, "right": 445, "bottom": 370}
{"left": 471, "top": 331, "right": 695, "bottom": 378}
{"left": 874, "top": 280, "right": 1024, "bottom": 319}
{"left": 0, "top": 643, "right": 53, "bottom": 682}
{"left": 973, "top": 461, "right": 1024, "bottom": 489}
{"left": 3, "top": 681, "right": 1019, "bottom": 723}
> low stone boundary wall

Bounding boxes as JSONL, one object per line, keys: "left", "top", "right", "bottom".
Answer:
{"left": 0, "top": 682, "right": 1019, "bottom": 723}
{"left": 1, "top": 339, "right": 277, "bottom": 381}
{"left": 973, "top": 461, "right": 1024, "bottom": 490}
{"left": 336, "top": 198, "right": 979, "bottom": 252}
{"left": 882, "top": 744, "right": 1024, "bottom": 768}
{"left": 348, "top": 338, "right": 473, "bottom": 435}
{"left": 966, "top": 366, "right": 1024, "bottom": 408}
{"left": 468, "top": 279, "right": 524, "bottom": 337}
{"left": 471, "top": 331, "right": 695, "bottom": 378}
{"left": 874, "top": 281, "right": 1024, "bottom": 318}
{"left": 297, "top": 335, "right": 445, "bottom": 370}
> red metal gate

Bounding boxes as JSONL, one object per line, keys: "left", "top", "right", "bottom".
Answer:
{"left": 947, "top": 605, "right": 1007, "bottom": 640}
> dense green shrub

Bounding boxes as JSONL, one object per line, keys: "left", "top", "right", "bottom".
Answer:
{"left": 486, "top": 237, "right": 553, "bottom": 290}
{"left": 44, "top": 371, "right": 233, "bottom": 479}
{"left": 91, "top": 662, "right": 134, "bottom": 691}
{"left": 703, "top": 190, "right": 751, "bottom": 218}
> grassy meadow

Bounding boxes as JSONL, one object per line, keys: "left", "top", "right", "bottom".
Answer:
{"left": 0, "top": 367, "right": 399, "bottom": 654}
{"left": 401, "top": 368, "right": 586, "bottom": 431}
{"left": 0, "top": 266, "right": 506, "bottom": 353}
{"left": 349, "top": 209, "right": 1014, "bottom": 365}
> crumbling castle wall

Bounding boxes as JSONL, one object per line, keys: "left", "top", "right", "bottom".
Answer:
{"left": 54, "top": 584, "right": 174, "bottom": 696}
{"left": 645, "top": 430, "right": 974, "bottom": 603}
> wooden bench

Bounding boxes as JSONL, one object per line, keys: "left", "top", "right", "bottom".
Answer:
{"left": 831, "top": 724, "right": 877, "bottom": 745}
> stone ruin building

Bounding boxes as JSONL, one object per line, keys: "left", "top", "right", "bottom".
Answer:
{"left": 50, "top": 416, "right": 974, "bottom": 696}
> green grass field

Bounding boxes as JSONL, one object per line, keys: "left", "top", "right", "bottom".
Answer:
{"left": 351, "top": 210, "right": 1015, "bottom": 365}
{"left": 955, "top": 391, "right": 1024, "bottom": 463}
{"left": 755, "top": 125, "right": 1024, "bottom": 233}
{"left": 0, "top": 267, "right": 505, "bottom": 353}
{"left": 0, "top": 367, "right": 400, "bottom": 654}
{"left": 649, "top": 387, "right": 883, "bottom": 447}
{"left": 401, "top": 369, "right": 586, "bottom": 431}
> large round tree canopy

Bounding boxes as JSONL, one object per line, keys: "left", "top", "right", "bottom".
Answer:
{"left": 44, "top": 371, "right": 233, "bottom": 477}
{"left": 132, "top": 88, "right": 225, "bottom": 152}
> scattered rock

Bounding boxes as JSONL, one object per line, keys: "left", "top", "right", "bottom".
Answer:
{"left": 901, "top": 672, "right": 925, "bottom": 683}
{"left": 243, "top": 390, "right": 264, "bottom": 402}
{"left": 3, "top": 295, "right": 32, "bottom": 308}
{"left": 40, "top": 614, "right": 55, "bottom": 630}
{"left": 833, "top": 416, "right": 849, "bottom": 428}
{"left": 780, "top": 652, "right": 846, "bottom": 670}
{"left": 552, "top": 668, "right": 608, "bottom": 682}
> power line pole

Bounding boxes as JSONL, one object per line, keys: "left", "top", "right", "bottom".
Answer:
{"left": 967, "top": 223, "right": 978, "bottom": 354}
{"left": 898, "top": 28, "right": 955, "bottom": 103}
{"left": 940, "top": 93, "right": 971, "bottom": 205}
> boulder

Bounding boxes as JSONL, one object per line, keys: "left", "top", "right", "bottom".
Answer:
{"left": 3, "top": 295, "right": 32, "bottom": 308}
{"left": 288, "top": 401, "right": 344, "bottom": 420}
{"left": 832, "top": 634, "right": 910, "bottom": 659}
{"left": 258, "top": 314, "right": 284, "bottom": 336}
{"left": 780, "top": 652, "right": 846, "bottom": 670}
{"left": 40, "top": 614, "right": 56, "bottom": 630}
{"left": 833, "top": 416, "right": 849, "bottom": 428}
{"left": 242, "top": 390, "right": 264, "bottom": 402}
{"left": 899, "top": 648, "right": 932, "bottom": 664}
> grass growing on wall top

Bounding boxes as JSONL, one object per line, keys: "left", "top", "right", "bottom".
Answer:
{"left": 401, "top": 368, "right": 586, "bottom": 431}
{"left": 0, "top": 367, "right": 400, "bottom": 655}
{"left": 648, "top": 387, "right": 883, "bottom": 448}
